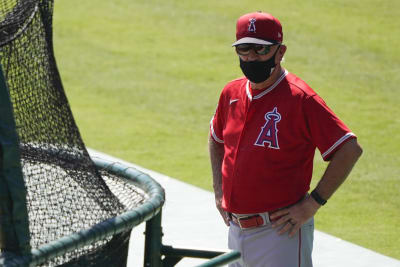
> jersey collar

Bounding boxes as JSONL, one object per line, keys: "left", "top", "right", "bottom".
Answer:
{"left": 246, "top": 70, "right": 288, "bottom": 101}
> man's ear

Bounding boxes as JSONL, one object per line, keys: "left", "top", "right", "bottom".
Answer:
{"left": 277, "top": 45, "right": 287, "bottom": 62}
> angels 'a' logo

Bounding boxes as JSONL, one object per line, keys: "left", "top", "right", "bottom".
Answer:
{"left": 254, "top": 107, "right": 281, "bottom": 149}
{"left": 248, "top": 18, "right": 256, "bottom": 32}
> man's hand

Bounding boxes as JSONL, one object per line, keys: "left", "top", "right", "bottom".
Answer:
{"left": 215, "top": 194, "right": 230, "bottom": 226}
{"left": 269, "top": 195, "right": 320, "bottom": 237}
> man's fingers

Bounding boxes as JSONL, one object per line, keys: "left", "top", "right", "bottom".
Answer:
{"left": 289, "top": 224, "right": 301, "bottom": 237}
{"left": 271, "top": 214, "right": 290, "bottom": 228}
{"left": 216, "top": 206, "right": 230, "bottom": 226}
{"left": 223, "top": 216, "right": 230, "bottom": 226}
{"left": 277, "top": 221, "right": 292, "bottom": 235}
{"left": 277, "top": 220, "right": 301, "bottom": 237}
{"left": 222, "top": 212, "right": 230, "bottom": 226}
{"left": 270, "top": 202, "right": 311, "bottom": 236}
{"left": 269, "top": 209, "right": 289, "bottom": 220}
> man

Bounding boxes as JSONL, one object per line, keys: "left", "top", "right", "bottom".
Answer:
{"left": 209, "top": 11, "right": 362, "bottom": 267}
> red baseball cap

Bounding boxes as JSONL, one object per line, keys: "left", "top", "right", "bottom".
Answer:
{"left": 232, "top": 12, "right": 283, "bottom": 46}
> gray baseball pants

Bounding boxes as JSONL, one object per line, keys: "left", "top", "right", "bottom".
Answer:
{"left": 228, "top": 217, "right": 314, "bottom": 267}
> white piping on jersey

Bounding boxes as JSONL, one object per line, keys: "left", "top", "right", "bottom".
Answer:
{"left": 210, "top": 116, "right": 224, "bottom": 143}
{"left": 229, "top": 99, "right": 239, "bottom": 105}
{"left": 246, "top": 70, "right": 289, "bottom": 101}
{"left": 322, "top": 132, "right": 355, "bottom": 159}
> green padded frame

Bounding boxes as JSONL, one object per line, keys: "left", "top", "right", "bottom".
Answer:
{"left": 0, "top": 157, "right": 165, "bottom": 266}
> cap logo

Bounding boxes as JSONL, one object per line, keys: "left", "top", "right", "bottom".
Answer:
{"left": 248, "top": 18, "right": 256, "bottom": 33}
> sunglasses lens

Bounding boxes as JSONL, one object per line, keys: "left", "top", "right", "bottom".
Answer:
{"left": 254, "top": 45, "right": 271, "bottom": 55}
{"left": 235, "top": 44, "right": 252, "bottom": 55}
{"left": 235, "top": 44, "right": 272, "bottom": 55}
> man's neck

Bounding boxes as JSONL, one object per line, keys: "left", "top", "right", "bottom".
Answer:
{"left": 250, "top": 65, "right": 284, "bottom": 90}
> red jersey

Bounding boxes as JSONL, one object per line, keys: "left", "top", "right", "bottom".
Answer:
{"left": 210, "top": 70, "right": 356, "bottom": 214}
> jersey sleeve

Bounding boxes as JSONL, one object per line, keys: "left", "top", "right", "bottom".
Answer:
{"left": 304, "top": 94, "right": 356, "bottom": 161}
{"left": 210, "top": 92, "right": 226, "bottom": 144}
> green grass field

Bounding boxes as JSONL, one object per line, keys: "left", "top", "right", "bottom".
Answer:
{"left": 53, "top": 0, "right": 400, "bottom": 259}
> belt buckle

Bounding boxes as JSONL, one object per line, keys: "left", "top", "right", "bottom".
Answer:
{"left": 237, "top": 216, "right": 247, "bottom": 229}
{"left": 237, "top": 214, "right": 263, "bottom": 229}
{"left": 231, "top": 214, "right": 248, "bottom": 229}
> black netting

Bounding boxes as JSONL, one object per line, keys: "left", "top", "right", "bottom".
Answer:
{"left": 0, "top": 0, "right": 147, "bottom": 266}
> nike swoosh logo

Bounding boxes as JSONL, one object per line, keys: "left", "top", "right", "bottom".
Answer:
{"left": 229, "top": 99, "right": 239, "bottom": 105}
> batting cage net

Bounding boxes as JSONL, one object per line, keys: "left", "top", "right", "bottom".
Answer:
{"left": 0, "top": 0, "right": 150, "bottom": 266}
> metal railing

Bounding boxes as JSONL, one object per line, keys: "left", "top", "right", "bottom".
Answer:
{"left": 144, "top": 210, "right": 240, "bottom": 266}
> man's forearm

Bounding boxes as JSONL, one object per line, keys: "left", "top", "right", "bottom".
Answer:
{"left": 209, "top": 134, "right": 231, "bottom": 225}
{"left": 313, "top": 138, "right": 363, "bottom": 201}
{"left": 208, "top": 135, "right": 224, "bottom": 195}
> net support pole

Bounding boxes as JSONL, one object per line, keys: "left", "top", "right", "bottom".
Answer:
{"left": 142, "top": 208, "right": 241, "bottom": 267}
{"left": 143, "top": 210, "right": 163, "bottom": 267}
{"left": 0, "top": 65, "right": 31, "bottom": 254}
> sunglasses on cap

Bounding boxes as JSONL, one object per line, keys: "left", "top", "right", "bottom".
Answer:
{"left": 235, "top": 44, "right": 277, "bottom": 56}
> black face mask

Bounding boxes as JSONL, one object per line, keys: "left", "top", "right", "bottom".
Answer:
{"left": 239, "top": 46, "right": 280, "bottom": 83}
